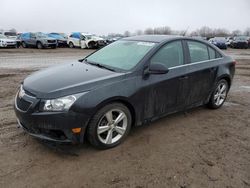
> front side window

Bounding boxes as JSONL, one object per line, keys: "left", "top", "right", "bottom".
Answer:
{"left": 187, "top": 41, "right": 209, "bottom": 63}
{"left": 150, "top": 41, "right": 184, "bottom": 68}
{"left": 86, "top": 40, "right": 155, "bottom": 71}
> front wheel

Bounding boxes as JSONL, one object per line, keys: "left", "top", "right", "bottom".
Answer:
{"left": 87, "top": 103, "right": 132, "bottom": 149}
{"left": 207, "top": 79, "right": 229, "bottom": 109}
{"left": 37, "top": 42, "right": 43, "bottom": 49}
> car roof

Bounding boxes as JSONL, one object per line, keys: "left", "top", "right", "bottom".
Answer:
{"left": 122, "top": 35, "right": 183, "bottom": 43}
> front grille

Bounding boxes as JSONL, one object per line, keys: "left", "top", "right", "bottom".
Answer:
{"left": 16, "top": 97, "right": 32, "bottom": 111}
{"left": 47, "top": 40, "right": 56, "bottom": 43}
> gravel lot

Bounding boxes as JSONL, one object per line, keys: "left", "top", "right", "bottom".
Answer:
{"left": 0, "top": 48, "right": 250, "bottom": 188}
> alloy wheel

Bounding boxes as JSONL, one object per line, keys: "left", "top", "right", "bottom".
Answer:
{"left": 214, "top": 82, "right": 227, "bottom": 106}
{"left": 97, "top": 109, "right": 128, "bottom": 144}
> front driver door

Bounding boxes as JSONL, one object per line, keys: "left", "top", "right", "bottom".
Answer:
{"left": 141, "top": 40, "right": 189, "bottom": 120}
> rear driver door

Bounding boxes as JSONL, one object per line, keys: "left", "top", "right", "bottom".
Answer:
{"left": 184, "top": 40, "right": 219, "bottom": 107}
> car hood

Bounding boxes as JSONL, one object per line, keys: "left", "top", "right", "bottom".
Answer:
{"left": 90, "top": 36, "right": 104, "bottom": 41}
{"left": 23, "top": 62, "right": 125, "bottom": 99}
{"left": 39, "top": 37, "right": 56, "bottom": 40}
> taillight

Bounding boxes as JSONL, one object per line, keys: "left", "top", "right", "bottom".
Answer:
{"left": 232, "top": 61, "right": 237, "bottom": 65}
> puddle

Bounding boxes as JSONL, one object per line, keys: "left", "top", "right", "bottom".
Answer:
{"left": 240, "top": 86, "right": 250, "bottom": 91}
{"left": 224, "top": 102, "right": 240, "bottom": 107}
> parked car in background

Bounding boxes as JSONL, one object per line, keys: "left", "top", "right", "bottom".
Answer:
{"left": 209, "top": 37, "right": 227, "bottom": 49}
{"left": 14, "top": 35, "right": 235, "bottom": 149}
{"left": 1, "top": 31, "right": 18, "bottom": 39}
{"left": 106, "top": 36, "right": 123, "bottom": 44}
{"left": 48, "top": 33, "right": 68, "bottom": 47}
{"left": 67, "top": 32, "right": 106, "bottom": 49}
{"left": 0, "top": 34, "right": 17, "bottom": 48}
{"left": 225, "top": 37, "right": 233, "bottom": 46}
{"left": 247, "top": 37, "right": 250, "bottom": 48}
{"left": 230, "top": 36, "right": 249, "bottom": 49}
{"left": 20, "top": 32, "right": 57, "bottom": 49}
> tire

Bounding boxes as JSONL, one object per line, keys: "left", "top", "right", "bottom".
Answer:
{"left": 51, "top": 45, "right": 57, "bottom": 49}
{"left": 207, "top": 79, "right": 229, "bottom": 109}
{"left": 22, "top": 42, "right": 27, "bottom": 48}
{"left": 87, "top": 103, "right": 132, "bottom": 149}
{"left": 69, "top": 42, "right": 74, "bottom": 48}
{"left": 37, "top": 42, "right": 43, "bottom": 49}
{"left": 87, "top": 41, "right": 96, "bottom": 49}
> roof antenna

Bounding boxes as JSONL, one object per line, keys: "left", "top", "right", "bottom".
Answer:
{"left": 182, "top": 26, "right": 189, "bottom": 36}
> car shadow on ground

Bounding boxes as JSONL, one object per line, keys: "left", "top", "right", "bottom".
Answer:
{"left": 36, "top": 106, "right": 208, "bottom": 157}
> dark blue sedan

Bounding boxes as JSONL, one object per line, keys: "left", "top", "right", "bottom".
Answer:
{"left": 209, "top": 37, "right": 227, "bottom": 49}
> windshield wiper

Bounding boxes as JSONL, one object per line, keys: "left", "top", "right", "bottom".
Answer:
{"left": 84, "top": 59, "right": 116, "bottom": 72}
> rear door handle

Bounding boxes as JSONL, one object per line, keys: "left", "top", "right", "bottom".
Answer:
{"left": 179, "top": 75, "right": 188, "bottom": 80}
{"left": 210, "top": 67, "right": 216, "bottom": 72}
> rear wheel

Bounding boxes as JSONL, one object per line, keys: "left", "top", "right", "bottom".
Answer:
{"left": 207, "top": 79, "right": 229, "bottom": 109}
{"left": 87, "top": 103, "right": 132, "bottom": 149}
{"left": 69, "top": 42, "right": 74, "bottom": 48}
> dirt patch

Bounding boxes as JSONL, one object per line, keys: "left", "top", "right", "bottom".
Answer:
{"left": 0, "top": 49, "right": 249, "bottom": 188}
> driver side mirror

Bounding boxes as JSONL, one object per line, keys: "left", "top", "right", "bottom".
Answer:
{"left": 145, "top": 63, "right": 169, "bottom": 75}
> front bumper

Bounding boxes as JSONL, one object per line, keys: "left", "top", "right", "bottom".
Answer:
{"left": 0, "top": 43, "right": 16, "bottom": 47}
{"left": 14, "top": 92, "right": 90, "bottom": 143}
{"left": 57, "top": 40, "right": 68, "bottom": 47}
{"left": 43, "top": 43, "right": 57, "bottom": 48}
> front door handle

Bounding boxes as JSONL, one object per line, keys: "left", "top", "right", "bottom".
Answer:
{"left": 179, "top": 75, "right": 188, "bottom": 80}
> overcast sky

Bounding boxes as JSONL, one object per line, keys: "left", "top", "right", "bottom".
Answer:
{"left": 0, "top": 0, "right": 249, "bottom": 35}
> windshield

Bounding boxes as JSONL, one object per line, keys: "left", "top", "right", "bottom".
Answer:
{"left": 50, "top": 33, "right": 64, "bottom": 39}
{"left": 235, "top": 36, "right": 248, "bottom": 41}
{"left": 36, "top": 33, "right": 48, "bottom": 38}
{"left": 4, "top": 32, "right": 17, "bottom": 36}
{"left": 0, "top": 34, "right": 7, "bottom": 39}
{"left": 85, "top": 34, "right": 93, "bottom": 40}
{"left": 86, "top": 40, "right": 156, "bottom": 71}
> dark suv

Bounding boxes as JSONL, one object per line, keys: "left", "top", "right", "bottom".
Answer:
{"left": 20, "top": 32, "right": 57, "bottom": 49}
{"left": 230, "top": 36, "right": 249, "bottom": 49}
{"left": 14, "top": 35, "right": 235, "bottom": 149}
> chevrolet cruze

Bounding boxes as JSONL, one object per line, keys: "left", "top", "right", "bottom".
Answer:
{"left": 14, "top": 35, "right": 235, "bottom": 149}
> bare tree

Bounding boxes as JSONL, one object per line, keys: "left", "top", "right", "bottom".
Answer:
{"left": 213, "top": 28, "right": 229, "bottom": 37}
{"left": 197, "top": 26, "right": 213, "bottom": 38}
{"left": 124, "top": 31, "right": 131, "bottom": 37}
{"left": 231, "top": 30, "right": 242, "bottom": 36}
{"left": 144, "top": 28, "right": 154, "bottom": 35}
{"left": 136, "top": 30, "right": 143, "bottom": 35}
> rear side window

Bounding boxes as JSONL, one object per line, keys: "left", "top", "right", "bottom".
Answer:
{"left": 187, "top": 41, "right": 209, "bottom": 63}
{"left": 21, "top": 33, "right": 30, "bottom": 39}
{"left": 151, "top": 41, "right": 184, "bottom": 68}
{"left": 208, "top": 47, "right": 216, "bottom": 59}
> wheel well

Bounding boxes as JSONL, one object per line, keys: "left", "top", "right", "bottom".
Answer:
{"left": 219, "top": 76, "right": 231, "bottom": 89}
{"left": 91, "top": 99, "right": 136, "bottom": 127}
{"left": 83, "top": 99, "right": 136, "bottom": 141}
{"left": 87, "top": 41, "right": 96, "bottom": 47}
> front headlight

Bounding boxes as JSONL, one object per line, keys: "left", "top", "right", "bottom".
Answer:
{"left": 43, "top": 95, "right": 77, "bottom": 112}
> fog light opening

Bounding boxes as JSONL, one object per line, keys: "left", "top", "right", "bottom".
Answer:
{"left": 72, "top": 128, "right": 81, "bottom": 134}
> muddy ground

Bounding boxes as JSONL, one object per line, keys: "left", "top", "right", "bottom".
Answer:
{"left": 0, "top": 48, "right": 249, "bottom": 188}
